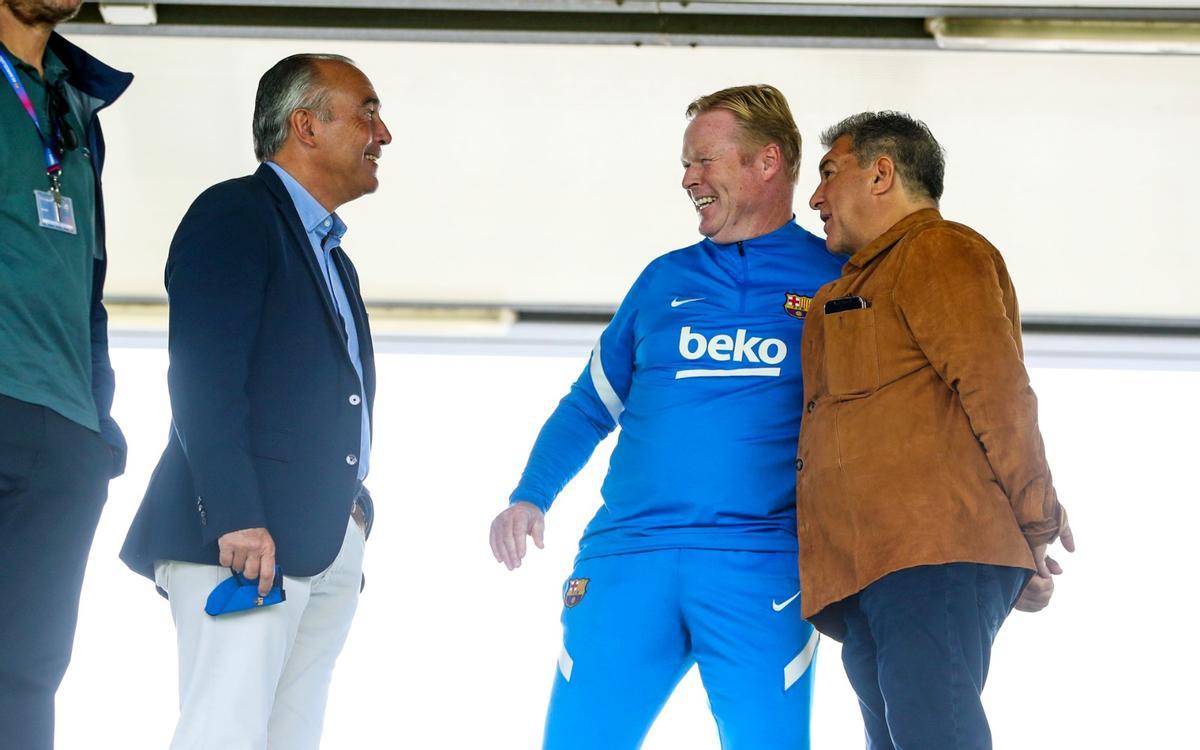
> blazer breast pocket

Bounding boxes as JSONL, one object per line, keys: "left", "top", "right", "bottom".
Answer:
{"left": 823, "top": 307, "right": 880, "bottom": 396}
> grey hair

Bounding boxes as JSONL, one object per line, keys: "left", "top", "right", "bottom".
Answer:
{"left": 820, "top": 111, "right": 946, "bottom": 204}
{"left": 252, "top": 53, "right": 355, "bottom": 162}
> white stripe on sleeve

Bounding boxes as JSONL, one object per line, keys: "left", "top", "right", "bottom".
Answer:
{"left": 589, "top": 339, "right": 625, "bottom": 424}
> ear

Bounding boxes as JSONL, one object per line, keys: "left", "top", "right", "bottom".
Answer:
{"left": 870, "top": 155, "right": 897, "bottom": 196}
{"left": 289, "top": 108, "right": 320, "bottom": 149}
{"left": 759, "top": 142, "right": 783, "bottom": 180}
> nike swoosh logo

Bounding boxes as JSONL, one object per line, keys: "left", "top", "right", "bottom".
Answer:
{"left": 671, "top": 297, "right": 705, "bottom": 308}
{"left": 772, "top": 591, "right": 801, "bottom": 612}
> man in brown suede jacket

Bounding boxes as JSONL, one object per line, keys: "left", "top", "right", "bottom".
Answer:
{"left": 797, "top": 111, "right": 1075, "bottom": 749}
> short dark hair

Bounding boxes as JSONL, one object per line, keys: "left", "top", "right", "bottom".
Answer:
{"left": 252, "top": 53, "right": 355, "bottom": 162}
{"left": 821, "top": 111, "right": 945, "bottom": 203}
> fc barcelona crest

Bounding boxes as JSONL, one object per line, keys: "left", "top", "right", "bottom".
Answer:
{"left": 784, "top": 292, "right": 813, "bottom": 320}
{"left": 564, "top": 578, "right": 590, "bottom": 608}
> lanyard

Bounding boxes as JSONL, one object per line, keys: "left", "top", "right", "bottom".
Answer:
{"left": 0, "top": 48, "right": 64, "bottom": 198}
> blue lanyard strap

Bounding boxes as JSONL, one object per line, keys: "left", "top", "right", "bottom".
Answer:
{"left": 0, "top": 48, "right": 62, "bottom": 178}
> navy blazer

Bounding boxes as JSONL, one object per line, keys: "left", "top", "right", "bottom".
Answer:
{"left": 121, "top": 164, "right": 376, "bottom": 581}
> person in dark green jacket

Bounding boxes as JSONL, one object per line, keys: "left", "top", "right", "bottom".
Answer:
{"left": 0, "top": 1, "right": 131, "bottom": 747}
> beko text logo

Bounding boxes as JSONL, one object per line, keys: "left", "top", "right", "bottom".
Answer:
{"left": 676, "top": 326, "right": 786, "bottom": 379}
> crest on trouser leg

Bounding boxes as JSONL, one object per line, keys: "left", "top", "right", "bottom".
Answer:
{"left": 564, "top": 578, "right": 590, "bottom": 608}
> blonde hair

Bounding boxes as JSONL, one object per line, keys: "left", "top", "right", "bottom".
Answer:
{"left": 686, "top": 84, "right": 801, "bottom": 183}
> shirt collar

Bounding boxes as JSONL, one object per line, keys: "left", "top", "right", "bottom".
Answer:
{"left": 845, "top": 208, "right": 943, "bottom": 270}
{"left": 0, "top": 41, "right": 69, "bottom": 86}
{"left": 42, "top": 46, "right": 68, "bottom": 85}
{"left": 265, "top": 161, "right": 346, "bottom": 243}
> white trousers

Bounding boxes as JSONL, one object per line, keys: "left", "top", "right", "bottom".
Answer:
{"left": 154, "top": 518, "right": 365, "bottom": 750}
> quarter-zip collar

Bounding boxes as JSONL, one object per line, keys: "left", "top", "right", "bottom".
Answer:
{"left": 702, "top": 216, "right": 836, "bottom": 259}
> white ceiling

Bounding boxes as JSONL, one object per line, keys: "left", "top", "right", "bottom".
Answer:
{"left": 75, "top": 30, "right": 1199, "bottom": 320}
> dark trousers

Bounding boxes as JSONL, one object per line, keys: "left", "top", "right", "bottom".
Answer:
{"left": 0, "top": 394, "right": 111, "bottom": 750}
{"left": 840, "top": 563, "right": 1029, "bottom": 750}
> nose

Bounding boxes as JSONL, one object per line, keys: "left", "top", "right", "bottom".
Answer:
{"left": 681, "top": 164, "right": 700, "bottom": 192}
{"left": 808, "top": 182, "right": 824, "bottom": 212}
{"left": 375, "top": 114, "right": 393, "bottom": 146}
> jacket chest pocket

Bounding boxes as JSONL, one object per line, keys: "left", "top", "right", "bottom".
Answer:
{"left": 823, "top": 308, "right": 880, "bottom": 396}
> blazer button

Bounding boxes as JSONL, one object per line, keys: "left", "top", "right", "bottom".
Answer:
{"left": 795, "top": 458, "right": 804, "bottom": 472}
{"left": 806, "top": 400, "right": 815, "bottom": 414}
{"left": 346, "top": 454, "right": 358, "bottom": 466}
{"left": 348, "top": 394, "right": 361, "bottom": 406}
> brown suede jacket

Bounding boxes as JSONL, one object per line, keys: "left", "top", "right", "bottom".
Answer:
{"left": 796, "top": 209, "right": 1066, "bottom": 638}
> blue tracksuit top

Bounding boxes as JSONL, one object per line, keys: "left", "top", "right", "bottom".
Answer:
{"left": 510, "top": 219, "right": 844, "bottom": 560}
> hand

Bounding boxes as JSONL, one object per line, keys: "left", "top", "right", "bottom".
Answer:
{"left": 1014, "top": 568, "right": 1055, "bottom": 612}
{"left": 1015, "top": 517, "right": 1075, "bottom": 613}
{"left": 218, "top": 527, "right": 277, "bottom": 597}
{"left": 489, "top": 501, "right": 545, "bottom": 571}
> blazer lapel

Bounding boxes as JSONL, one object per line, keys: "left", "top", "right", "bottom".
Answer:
{"left": 254, "top": 164, "right": 346, "bottom": 342}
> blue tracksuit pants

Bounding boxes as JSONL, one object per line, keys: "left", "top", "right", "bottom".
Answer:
{"left": 543, "top": 548, "right": 818, "bottom": 749}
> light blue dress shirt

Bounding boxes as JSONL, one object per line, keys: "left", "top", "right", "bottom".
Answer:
{"left": 266, "top": 161, "right": 370, "bottom": 480}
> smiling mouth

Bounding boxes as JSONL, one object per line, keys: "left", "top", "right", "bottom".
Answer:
{"left": 365, "top": 153, "right": 379, "bottom": 164}
{"left": 692, "top": 196, "right": 716, "bottom": 212}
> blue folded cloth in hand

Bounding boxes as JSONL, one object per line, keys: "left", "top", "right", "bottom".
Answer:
{"left": 205, "top": 566, "right": 286, "bottom": 616}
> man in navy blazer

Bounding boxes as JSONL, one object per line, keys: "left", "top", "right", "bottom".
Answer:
{"left": 120, "top": 53, "right": 391, "bottom": 750}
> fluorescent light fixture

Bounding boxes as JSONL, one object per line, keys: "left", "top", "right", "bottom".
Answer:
{"left": 927, "top": 17, "right": 1200, "bottom": 55}
{"left": 349, "top": 306, "right": 518, "bottom": 336}
{"left": 99, "top": 3, "right": 157, "bottom": 26}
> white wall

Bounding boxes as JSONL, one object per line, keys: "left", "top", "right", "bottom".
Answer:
{"left": 76, "top": 33, "right": 1200, "bottom": 318}
{"left": 55, "top": 342, "right": 1200, "bottom": 748}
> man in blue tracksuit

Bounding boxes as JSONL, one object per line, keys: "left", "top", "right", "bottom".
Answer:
{"left": 489, "top": 85, "right": 843, "bottom": 749}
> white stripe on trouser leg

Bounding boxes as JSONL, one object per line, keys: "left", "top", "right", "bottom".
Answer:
{"left": 558, "top": 647, "right": 574, "bottom": 682}
{"left": 784, "top": 629, "right": 820, "bottom": 691}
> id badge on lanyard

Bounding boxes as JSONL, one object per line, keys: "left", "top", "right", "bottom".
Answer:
{"left": 0, "top": 49, "right": 78, "bottom": 234}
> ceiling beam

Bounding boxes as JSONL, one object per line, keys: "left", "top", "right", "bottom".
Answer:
{"left": 66, "top": 2, "right": 1200, "bottom": 47}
